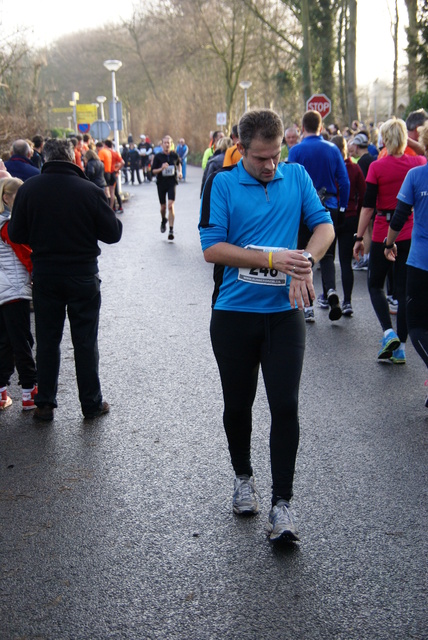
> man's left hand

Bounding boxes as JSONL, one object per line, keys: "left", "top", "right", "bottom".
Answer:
{"left": 289, "top": 272, "right": 315, "bottom": 310}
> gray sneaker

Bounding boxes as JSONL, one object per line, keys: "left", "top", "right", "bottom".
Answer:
{"left": 233, "top": 475, "right": 259, "bottom": 515}
{"left": 268, "top": 501, "right": 299, "bottom": 541}
{"left": 304, "top": 306, "right": 315, "bottom": 323}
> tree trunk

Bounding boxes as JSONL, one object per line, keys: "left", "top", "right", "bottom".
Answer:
{"left": 405, "top": 0, "right": 418, "bottom": 98}
{"left": 345, "top": 0, "right": 358, "bottom": 123}
{"left": 300, "top": 0, "right": 313, "bottom": 102}
{"left": 392, "top": 0, "right": 399, "bottom": 115}
{"left": 337, "top": 3, "right": 347, "bottom": 122}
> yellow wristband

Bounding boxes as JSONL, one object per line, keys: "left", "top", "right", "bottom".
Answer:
{"left": 268, "top": 251, "right": 273, "bottom": 269}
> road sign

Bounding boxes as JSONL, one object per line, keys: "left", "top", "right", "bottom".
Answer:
{"left": 216, "top": 112, "right": 227, "bottom": 126}
{"left": 90, "top": 120, "right": 111, "bottom": 140}
{"left": 306, "top": 93, "right": 331, "bottom": 118}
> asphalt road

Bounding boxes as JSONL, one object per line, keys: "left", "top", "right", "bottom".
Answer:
{"left": 1, "top": 165, "right": 427, "bottom": 640}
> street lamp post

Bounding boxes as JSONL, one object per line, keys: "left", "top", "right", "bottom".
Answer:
{"left": 103, "top": 59, "right": 122, "bottom": 192}
{"left": 239, "top": 80, "right": 252, "bottom": 113}
{"left": 96, "top": 95, "right": 107, "bottom": 121}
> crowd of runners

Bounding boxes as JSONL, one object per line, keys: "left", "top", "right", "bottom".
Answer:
{"left": 0, "top": 106, "right": 427, "bottom": 542}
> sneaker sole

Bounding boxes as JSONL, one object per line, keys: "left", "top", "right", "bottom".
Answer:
{"left": 389, "top": 357, "right": 406, "bottom": 364}
{"left": 269, "top": 528, "right": 300, "bottom": 542}
{"left": 378, "top": 338, "right": 401, "bottom": 359}
{"left": 329, "top": 305, "right": 342, "bottom": 321}
{"left": 233, "top": 505, "right": 259, "bottom": 515}
{"left": 22, "top": 405, "right": 37, "bottom": 411}
{"left": 305, "top": 317, "right": 316, "bottom": 323}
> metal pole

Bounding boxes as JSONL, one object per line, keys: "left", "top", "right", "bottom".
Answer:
{"left": 244, "top": 89, "right": 248, "bottom": 113}
{"left": 110, "top": 71, "right": 122, "bottom": 194}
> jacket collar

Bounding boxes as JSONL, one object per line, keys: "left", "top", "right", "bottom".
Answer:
{"left": 237, "top": 159, "right": 286, "bottom": 185}
{"left": 41, "top": 161, "right": 88, "bottom": 180}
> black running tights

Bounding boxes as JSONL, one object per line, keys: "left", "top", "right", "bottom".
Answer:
{"left": 368, "top": 239, "right": 410, "bottom": 342}
{"left": 406, "top": 265, "right": 428, "bottom": 368}
{"left": 210, "top": 309, "right": 305, "bottom": 503}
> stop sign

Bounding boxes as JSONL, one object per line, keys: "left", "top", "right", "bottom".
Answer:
{"left": 306, "top": 93, "right": 331, "bottom": 118}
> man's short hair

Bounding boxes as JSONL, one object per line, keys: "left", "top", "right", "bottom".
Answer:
{"left": 12, "top": 139, "right": 31, "bottom": 157}
{"left": 230, "top": 124, "right": 239, "bottom": 139}
{"left": 43, "top": 139, "right": 75, "bottom": 163}
{"left": 302, "top": 110, "right": 322, "bottom": 134}
{"left": 406, "top": 109, "right": 428, "bottom": 132}
{"left": 32, "top": 135, "right": 44, "bottom": 148}
{"left": 104, "top": 139, "right": 113, "bottom": 148}
{"left": 238, "top": 109, "right": 284, "bottom": 150}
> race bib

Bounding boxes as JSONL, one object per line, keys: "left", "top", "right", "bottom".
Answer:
{"left": 162, "top": 165, "right": 175, "bottom": 177}
{"left": 238, "top": 245, "right": 287, "bottom": 286}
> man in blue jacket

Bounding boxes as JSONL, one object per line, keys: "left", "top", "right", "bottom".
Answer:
{"left": 199, "top": 109, "right": 334, "bottom": 542}
{"left": 5, "top": 140, "right": 40, "bottom": 181}
{"left": 289, "top": 110, "right": 350, "bottom": 322}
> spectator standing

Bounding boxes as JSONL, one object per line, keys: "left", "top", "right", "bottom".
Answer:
{"left": 8, "top": 139, "right": 122, "bottom": 421}
{"left": 96, "top": 141, "right": 114, "bottom": 207}
{"left": 5, "top": 140, "right": 40, "bottom": 182}
{"left": 31, "top": 135, "right": 44, "bottom": 169}
{"left": 223, "top": 125, "right": 242, "bottom": 167}
{"left": 0, "top": 178, "right": 37, "bottom": 411}
{"left": 104, "top": 140, "right": 124, "bottom": 213}
{"left": 128, "top": 142, "right": 142, "bottom": 185}
{"left": 138, "top": 135, "right": 153, "bottom": 182}
{"left": 83, "top": 150, "right": 107, "bottom": 189}
{"left": 201, "top": 131, "right": 224, "bottom": 169}
{"left": 176, "top": 138, "right": 189, "bottom": 181}
{"left": 201, "top": 136, "right": 233, "bottom": 195}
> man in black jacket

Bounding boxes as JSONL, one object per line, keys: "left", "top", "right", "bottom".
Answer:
{"left": 9, "top": 138, "right": 123, "bottom": 421}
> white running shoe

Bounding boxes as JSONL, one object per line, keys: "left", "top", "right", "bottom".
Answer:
{"left": 268, "top": 501, "right": 299, "bottom": 541}
{"left": 232, "top": 475, "right": 259, "bottom": 515}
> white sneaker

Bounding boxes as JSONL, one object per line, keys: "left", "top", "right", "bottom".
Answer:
{"left": 233, "top": 475, "right": 259, "bottom": 514}
{"left": 268, "top": 501, "right": 299, "bottom": 541}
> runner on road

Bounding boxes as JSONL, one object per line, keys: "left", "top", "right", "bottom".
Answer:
{"left": 199, "top": 109, "right": 334, "bottom": 542}
{"left": 152, "top": 135, "right": 182, "bottom": 241}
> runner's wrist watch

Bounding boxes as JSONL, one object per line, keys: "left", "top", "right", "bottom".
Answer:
{"left": 302, "top": 251, "right": 315, "bottom": 268}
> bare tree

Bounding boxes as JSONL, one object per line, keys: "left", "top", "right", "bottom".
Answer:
{"left": 405, "top": 0, "right": 419, "bottom": 98}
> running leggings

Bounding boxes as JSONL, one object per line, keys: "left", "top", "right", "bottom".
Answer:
{"left": 406, "top": 265, "right": 428, "bottom": 368}
{"left": 210, "top": 309, "right": 305, "bottom": 503}
{"left": 368, "top": 239, "right": 410, "bottom": 342}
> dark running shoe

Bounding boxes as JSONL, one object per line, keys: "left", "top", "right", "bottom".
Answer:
{"left": 327, "top": 289, "right": 342, "bottom": 321}
{"left": 160, "top": 218, "right": 167, "bottom": 233}
{"left": 84, "top": 401, "right": 110, "bottom": 420}
{"left": 33, "top": 405, "right": 54, "bottom": 421}
{"left": 168, "top": 229, "right": 175, "bottom": 241}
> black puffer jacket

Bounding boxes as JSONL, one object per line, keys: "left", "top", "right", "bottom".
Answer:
{"left": 9, "top": 161, "right": 122, "bottom": 275}
{"left": 85, "top": 158, "right": 107, "bottom": 188}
